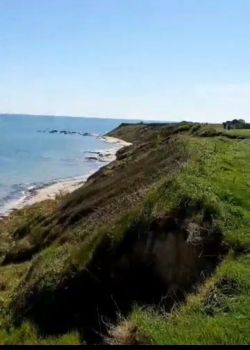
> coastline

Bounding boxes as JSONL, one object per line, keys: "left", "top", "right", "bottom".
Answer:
{"left": 0, "top": 136, "right": 131, "bottom": 218}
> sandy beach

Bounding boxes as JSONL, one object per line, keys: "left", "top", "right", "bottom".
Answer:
{"left": 98, "top": 135, "right": 132, "bottom": 147}
{"left": 18, "top": 180, "right": 85, "bottom": 208}
{"left": 7, "top": 136, "right": 132, "bottom": 213}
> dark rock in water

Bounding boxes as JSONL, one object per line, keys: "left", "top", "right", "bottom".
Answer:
{"left": 59, "top": 130, "right": 83, "bottom": 135}
{"left": 85, "top": 151, "right": 115, "bottom": 163}
{"left": 38, "top": 129, "right": 95, "bottom": 137}
{"left": 60, "top": 130, "right": 75, "bottom": 135}
{"left": 86, "top": 156, "right": 98, "bottom": 161}
{"left": 83, "top": 151, "right": 99, "bottom": 154}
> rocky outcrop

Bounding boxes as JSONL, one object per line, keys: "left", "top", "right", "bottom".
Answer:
{"left": 37, "top": 130, "right": 98, "bottom": 137}
{"left": 84, "top": 150, "right": 116, "bottom": 163}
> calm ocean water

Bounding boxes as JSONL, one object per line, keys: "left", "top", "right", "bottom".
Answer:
{"left": 0, "top": 115, "right": 139, "bottom": 215}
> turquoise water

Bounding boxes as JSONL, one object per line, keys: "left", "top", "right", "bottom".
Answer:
{"left": 0, "top": 115, "right": 138, "bottom": 215}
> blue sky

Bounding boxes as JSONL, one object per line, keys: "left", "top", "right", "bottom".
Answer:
{"left": 0, "top": 0, "right": 250, "bottom": 122}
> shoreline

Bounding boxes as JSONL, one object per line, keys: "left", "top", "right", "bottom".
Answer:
{"left": 0, "top": 136, "right": 131, "bottom": 218}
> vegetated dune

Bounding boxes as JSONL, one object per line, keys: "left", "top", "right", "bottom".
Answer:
{"left": 0, "top": 122, "right": 249, "bottom": 345}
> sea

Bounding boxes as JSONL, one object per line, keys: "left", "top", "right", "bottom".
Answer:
{"left": 0, "top": 114, "right": 140, "bottom": 216}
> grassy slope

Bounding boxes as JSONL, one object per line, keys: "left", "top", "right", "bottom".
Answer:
{"left": 124, "top": 133, "right": 250, "bottom": 345}
{"left": 0, "top": 123, "right": 249, "bottom": 344}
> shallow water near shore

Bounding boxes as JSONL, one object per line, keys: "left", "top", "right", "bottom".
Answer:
{"left": 0, "top": 115, "right": 135, "bottom": 215}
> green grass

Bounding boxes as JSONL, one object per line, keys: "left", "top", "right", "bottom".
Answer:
{"left": 0, "top": 122, "right": 249, "bottom": 344}
{"left": 121, "top": 135, "right": 250, "bottom": 345}
{"left": 212, "top": 125, "right": 250, "bottom": 138}
{"left": 0, "top": 321, "right": 81, "bottom": 345}
{"left": 223, "top": 129, "right": 250, "bottom": 137}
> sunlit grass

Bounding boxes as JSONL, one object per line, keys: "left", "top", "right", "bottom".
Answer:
{"left": 125, "top": 135, "right": 250, "bottom": 345}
